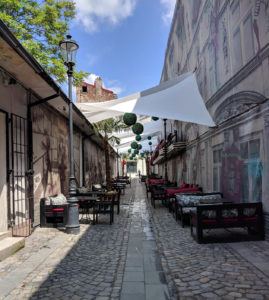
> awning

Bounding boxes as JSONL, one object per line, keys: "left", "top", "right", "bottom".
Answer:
{"left": 76, "top": 72, "right": 215, "bottom": 127}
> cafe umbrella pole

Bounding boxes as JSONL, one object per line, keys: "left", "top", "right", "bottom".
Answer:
{"left": 59, "top": 35, "right": 80, "bottom": 234}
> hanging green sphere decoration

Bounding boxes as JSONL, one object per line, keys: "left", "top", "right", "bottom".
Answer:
{"left": 149, "top": 142, "right": 152, "bottom": 145}
{"left": 128, "top": 149, "right": 131, "bottom": 153}
{"left": 132, "top": 123, "right": 144, "bottom": 134}
{"left": 147, "top": 136, "right": 151, "bottom": 140}
{"left": 135, "top": 134, "right": 141, "bottom": 141}
{"left": 132, "top": 153, "right": 135, "bottom": 157}
{"left": 138, "top": 144, "right": 142, "bottom": 150}
{"left": 116, "top": 139, "right": 120, "bottom": 145}
{"left": 130, "top": 157, "right": 133, "bottom": 160}
{"left": 152, "top": 116, "right": 159, "bottom": 121}
{"left": 134, "top": 149, "right": 139, "bottom": 155}
{"left": 134, "top": 158, "right": 137, "bottom": 161}
{"left": 131, "top": 141, "right": 138, "bottom": 149}
{"left": 120, "top": 153, "right": 122, "bottom": 156}
{"left": 141, "top": 153, "right": 144, "bottom": 157}
{"left": 123, "top": 113, "right": 137, "bottom": 126}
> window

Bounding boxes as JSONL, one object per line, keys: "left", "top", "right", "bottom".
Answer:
{"left": 213, "top": 149, "right": 222, "bottom": 192}
{"left": 240, "top": 139, "right": 262, "bottom": 202}
{"left": 82, "top": 85, "right": 87, "bottom": 93}
{"left": 230, "top": 1, "right": 254, "bottom": 73}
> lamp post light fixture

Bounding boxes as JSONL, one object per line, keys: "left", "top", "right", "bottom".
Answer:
{"left": 59, "top": 35, "right": 80, "bottom": 235}
{"left": 163, "top": 118, "right": 168, "bottom": 184}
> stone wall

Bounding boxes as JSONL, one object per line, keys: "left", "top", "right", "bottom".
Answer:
{"left": 160, "top": 0, "right": 269, "bottom": 224}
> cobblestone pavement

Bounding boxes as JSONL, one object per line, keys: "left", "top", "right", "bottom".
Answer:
{"left": 1, "top": 180, "right": 269, "bottom": 299}
{"left": 146, "top": 187, "right": 269, "bottom": 299}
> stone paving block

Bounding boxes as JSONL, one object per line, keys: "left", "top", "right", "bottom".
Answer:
{"left": 145, "top": 284, "right": 169, "bottom": 300}
{"left": 124, "top": 271, "right": 144, "bottom": 282}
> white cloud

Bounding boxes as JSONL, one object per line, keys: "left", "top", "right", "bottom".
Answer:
{"left": 74, "top": 0, "right": 137, "bottom": 33}
{"left": 160, "top": 0, "right": 176, "bottom": 24}
{"left": 84, "top": 73, "right": 124, "bottom": 95}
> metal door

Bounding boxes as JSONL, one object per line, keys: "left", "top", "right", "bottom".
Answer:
{"left": 10, "top": 114, "right": 31, "bottom": 236}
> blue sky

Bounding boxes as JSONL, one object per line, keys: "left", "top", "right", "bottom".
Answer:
{"left": 68, "top": 0, "right": 176, "bottom": 100}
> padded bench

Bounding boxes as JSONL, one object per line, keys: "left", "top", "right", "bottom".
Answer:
{"left": 190, "top": 202, "right": 264, "bottom": 243}
{"left": 40, "top": 194, "right": 68, "bottom": 227}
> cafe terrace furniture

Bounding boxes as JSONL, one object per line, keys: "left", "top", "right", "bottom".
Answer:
{"left": 190, "top": 202, "right": 264, "bottom": 243}
{"left": 40, "top": 194, "right": 68, "bottom": 228}
{"left": 76, "top": 196, "right": 97, "bottom": 223}
{"left": 93, "top": 191, "right": 117, "bottom": 225}
{"left": 165, "top": 184, "right": 201, "bottom": 210}
{"left": 175, "top": 193, "right": 223, "bottom": 226}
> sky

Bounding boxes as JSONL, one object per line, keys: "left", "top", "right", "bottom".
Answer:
{"left": 68, "top": 0, "right": 176, "bottom": 100}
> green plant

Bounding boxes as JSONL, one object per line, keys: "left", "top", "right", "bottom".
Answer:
{"left": 132, "top": 123, "right": 144, "bottom": 134}
{"left": 135, "top": 134, "right": 141, "bottom": 141}
{"left": 123, "top": 113, "right": 137, "bottom": 126}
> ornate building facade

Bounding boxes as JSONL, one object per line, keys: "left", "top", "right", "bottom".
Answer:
{"left": 158, "top": 0, "right": 269, "bottom": 234}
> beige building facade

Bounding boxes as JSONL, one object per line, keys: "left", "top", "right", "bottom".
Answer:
{"left": 157, "top": 0, "right": 269, "bottom": 234}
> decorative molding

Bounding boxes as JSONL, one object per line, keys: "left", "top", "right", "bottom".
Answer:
{"left": 213, "top": 91, "right": 266, "bottom": 125}
{"left": 206, "top": 43, "right": 269, "bottom": 108}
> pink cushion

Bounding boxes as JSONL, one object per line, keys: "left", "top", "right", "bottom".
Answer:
{"left": 222, "top": 218, "right": 238, "bottom": 222}
{"left": 167, "top": 189, "right": 183, "bottom": 196}
{"left": 149, "top": 179, "right": 165, "bottom": 184}
{"left": 180, "top": 183, "right": 187, "bottom": 188}
{"left": 243, "top": 216, "right": 258, "bottom": 221}
{"left": 52, "top": 208, "right": 64, "bottom": 212}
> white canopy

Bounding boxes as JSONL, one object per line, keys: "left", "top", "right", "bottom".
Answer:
{"left": 76, "top": 72, "right": 215, "bottom": 127}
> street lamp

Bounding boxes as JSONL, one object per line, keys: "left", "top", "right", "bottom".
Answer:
{"left": 163, "top": 118, "right": 168, "bottom": 184}
{"left": 59, "top": 35, "right": 80, "bottom": 234}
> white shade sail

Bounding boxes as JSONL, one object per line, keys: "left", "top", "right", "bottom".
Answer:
{"left": 76, "top": 72, "right": 215, "bottom": 127}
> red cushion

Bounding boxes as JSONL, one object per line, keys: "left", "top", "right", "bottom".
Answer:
{"left": 149, "top": 179, "right": 165, "bottom": 184}
{"left": 222, "top": 218, "right": 238, "bottom": 222}
{"left": 180, "top": 183, "right": 186, "bottom": 188}
{"left": 243, "top": 216, "right": 258, "bottom": 221}
{"left": 167, "top": 189, "right": 183, "bottom": 196}
{"left": 203, "top": 219, "right": 217, "bottom": 223}
{"left": 52, "top": 208, "right": 64, "bottom": 212}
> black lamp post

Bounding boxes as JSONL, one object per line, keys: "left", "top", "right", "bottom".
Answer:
{"left": 163, "top": 118, "right": 168, "bottom": 184}
{"left": 59, "top": 35, "right": 80, "bottom": 234}
{"left": 117, "top": 149, "right": 119, "bottom": 178}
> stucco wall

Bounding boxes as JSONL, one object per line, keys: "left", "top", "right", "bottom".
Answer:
{"left": 160, "top": 0, "right": 269, "bottom": 225}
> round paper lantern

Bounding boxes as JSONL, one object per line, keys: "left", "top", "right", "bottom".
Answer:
{"left": 123, "top": 113, "right": 137, "bottom": 126}
{"left": 122, "top": 160, "right": 127, "bottom": 165}
{"left": 147, "top": 136, "right": 151, "bottom": 140}
{"left": 141, "top": 153, "right": 144, "bottom": 157}
{"left": 132, "top": 123, "right": 144, "bottom": 134}
{"left": 135, "top": 134, "right": 141, "bottom": 141}
{"left": 134, "top": 149, "right": 139, "bottom": 155}
{"left": 116, "top": 140, "right": 120, "bottom": 145}
{"left": 128, "top": 149, "right": 131, "bottom": 153}
{"left": 152, "top": 116, "right": 159, "bottom": 121}
{"left": 130, "top": 157, "right": 133, "bottom": 160}
{"left": 149, "top": 142, "right": 152, "bottom": 145}
{"left": 131, "top": 141, "right": 138, "bottom": 149}
{"left": 120, "top": 153, "right": 122, "bottom": 156}
{"left": 134, "top": 158, "right": 137, "bottom": 161}
{"left": 138, "top": 144, "right": 142, "bottom": 150}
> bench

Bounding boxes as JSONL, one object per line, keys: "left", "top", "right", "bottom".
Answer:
{"left": 190, "top": 202, "right": 265, "bottom": 243}
{"left": 176, "top": 193, "right": 222, "bottom": 227}
{"left": 40, "top": 194, "right": 68, "bottom": 227}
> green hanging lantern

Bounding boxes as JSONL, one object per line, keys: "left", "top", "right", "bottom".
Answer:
{"left": 132, "top": 123, "right": 144, "bottom": 134}
{"left": 141, "top": 153, "right": 144, "bottom": 157}
{"left": 134, "top": 149, "right": 139, "bottom": 155}
{"left": 131, "top": 141, "right": 138, "bottom": 149}
{"left": 128, "top": 149, "right": 131, "bottom": 153}
{"left": 123, "top": 113, "right": 137, "bottom": 126}
{"left": 120, "top": 153, "right": 122, "bottom": 156}
{"left": 132, "top": 153, "right": 135, "bottom": 157}
{"left": 134, "top": 158, "right": 137, "bottom": 161}
{"left": 138, "top": 144, "right": 142, "bottom": 150}
{"left": 152, "top": 116, "right": 159, "bottom": 121}
{"left": 130, "top": 157, "right": 133, "bottom": 160}
{"left": 147, "top": 136, "right": 151, "bottom": 140}
{"left": 116, "top": 139, "right": 120, "bottom": 145}
{"left": 149, "top": 142, "right": 152, "bottom": 145}
{"left": 135, "top": 134, "right": 141, "bottom": 141}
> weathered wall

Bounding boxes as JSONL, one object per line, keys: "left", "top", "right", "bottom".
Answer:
{"left": 160, "top": 0, "right": 269, "bottom": 224}
{"left": 76, "top": 77, "right": 117, "bottom": 103}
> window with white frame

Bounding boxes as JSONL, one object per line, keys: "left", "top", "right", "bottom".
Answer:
{"left": 240, "top": 138, "right": 262, "bottom": 203}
